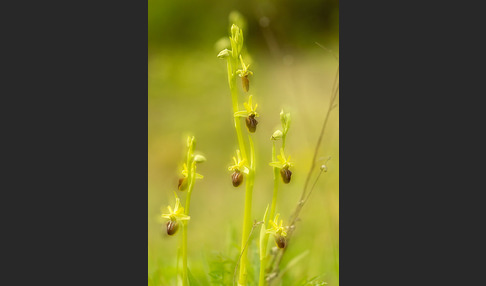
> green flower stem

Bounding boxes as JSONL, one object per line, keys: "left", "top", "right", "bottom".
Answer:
{"left": 176, "top": 246, "right": 181, "bottom": 285}
{"left": 181, "top": 222, "right": 188, "bottom": 286}
{"left": 224, "top": 45, "right": 253, "bottom": 285}
{"left": 258, "top": 230, "right": 268, "bottom": 286}
{"left": 239, "top": 169, "right": 254, "bottom": 285}
{"left": 258, "top": 255, "right": 266, "bottom": 286}
{"left": 238, "top": 135, "right": 255, "bottom": 285}
{"left": 228, "top": 57, "right": 248, "bottom": 160}
{"left": 269, "top": 141, "right": 280, "bottom": 222}
{"left": 184, "top": 161, "right": 196, "bottom": 212}
{"left": 281, "top": 132, "right": 286, "bottom": 150}
{"left": 258, "top": 142, "right": 280, "bottom": 286}
{"left": 181, "top": 161, "right": 196, "bottom": 286}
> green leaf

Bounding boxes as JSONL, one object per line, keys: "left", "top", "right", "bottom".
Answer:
{"left": 259, "top": 204, "right": 269, "bottom": 260}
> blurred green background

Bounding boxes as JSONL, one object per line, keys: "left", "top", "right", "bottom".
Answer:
{"left": 148, "top": 0, "right": 339, "bottom": 285}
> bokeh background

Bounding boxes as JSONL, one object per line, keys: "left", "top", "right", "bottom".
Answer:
{"left": 148, "top": 0, "right": 339, "bottom": 285}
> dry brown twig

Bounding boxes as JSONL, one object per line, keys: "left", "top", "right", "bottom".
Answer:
{"left": 267, "top": 62, "right": 339, "bottom": 284}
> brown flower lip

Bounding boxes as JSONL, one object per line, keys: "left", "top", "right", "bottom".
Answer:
{"left": 178, "top": 177, "right": 187, "bottom": 191}
{"left": 280, "top": 167, "right": 292, "bottom": 184}
{"left": 275, "top": 234, "right": 286, "bottom": 249}
{"left": 242, "top": 75, "right": 249, "bottom": 92}
{"left": 166, "top": 220, "right": 179, "bottom": 235}
{"left": 246, "top": 114, "right": 258, "bottom": 133}
{"left": 232, "top": 170, "right": 243, "bottom": 187}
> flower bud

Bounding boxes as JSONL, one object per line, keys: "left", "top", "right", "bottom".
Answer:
{"left": 320, "top": 164, "right": 328, "bottom": 172}
{"left": 178, "top": 177, "right": 187, "bottom": 191}
{"left": 193, "top": 154, "right": 207, "bottom": 163}
{"left": 166, "top": 220, "right": 179, "bottom": 236}
{"left": 280, "top": 167, "right": 292, "bottom": 184}
{"left": 217, "top": 49, "right": 231, "bottom": 59}
{"left": 232, "top": 170, "right": 243, "bottom": 187}
{"left": 231, "top": 24, "right": 239, "bottom": 38}
{"left": 187, "top": 136, "right": 195, "bottom": 149}
{"left": 280, "top": 110, "right": 291, "bottom": 134}
{"left": 246, "top": 114, "right": 258, "bottom": 133}
{"left": 275, "top": 234, "right": 286, "bottom": 249}
{"left": 271, "top": 130, "right": 283, "bottom": 140}
{"left": 242, "top": 75, "right": 249, "bottom": 92}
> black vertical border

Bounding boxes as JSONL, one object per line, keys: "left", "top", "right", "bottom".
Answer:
{"left": 341, "top": 0, "right": 485, "bottom": 285}
{"left": 2, "top": 0, "right": 149, "bottom": 284}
